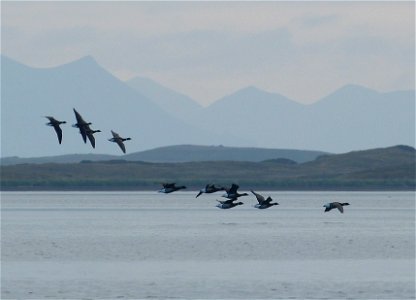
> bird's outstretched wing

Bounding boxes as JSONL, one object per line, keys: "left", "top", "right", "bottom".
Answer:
{"left": 116, "top": 139, "right": 126, "bottom": 153}
{"left": 251, "top": 190, "right": 265, "bottom": 204}
{"left": 73, "top": 108, "right": 89, "bottom": 125}
{"left": 111, "top": 130, "right": 121, "bottom": 139}
{"left": 45, "top": 116, "right": 56, "bottom": 123}
{"left": 54, "top": 125, "right": 63, "bottom": 144}
{"left": 86, "top": 129, "right": 96, "bottom": 148}
{"left": 227, "top": 183, "right": 239, "bottom": 194}
{"left": 334, "top": 202, "right": 344, "bottom": 213}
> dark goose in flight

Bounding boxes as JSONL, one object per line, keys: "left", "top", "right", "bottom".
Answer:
{"left": 323, "top": 202, "right": 350, "bottom": 213}
{"left": 159, "top": 183, "right": 186, "bottom": 193}
{"left": 45, "top": 116, "right": 66, "bottom": 144}
{"left": 216, "top": 199, "right": 244, "bottom": 209}
{"left": 72, "top": 108, "right": 92, "bottom": 144}
{"left": 251, "top": 190, "right": 279, "bottom": 209}
{"left": 72, "top": 108, "right": 100, "bottom": 148}
{"left": 108, "top": 130, "right": 131, "bottom": 154}
{"left": 222, "top": 183, "right": 248, "bottom": 200}
{"left": 196, "top": 184, "right": 226, "bottom": 198}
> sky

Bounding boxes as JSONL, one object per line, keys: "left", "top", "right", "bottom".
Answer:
{"left": 1, "top": 1, "right": 415, "bottom": 106}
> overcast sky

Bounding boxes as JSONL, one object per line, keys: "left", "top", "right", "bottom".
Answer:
{"left": 1, "top": 1, "right": 414, "bottom": 105}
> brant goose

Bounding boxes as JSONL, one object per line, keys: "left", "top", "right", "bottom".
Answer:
{"left": 159, "top": 183, "right": 186, "bottom": 193}
{"left": 72, "top": 108, "right": 100, "bottom": 148}
{"left": 216, "top": 199, "right": 244, "bottom": 209}
{"left": 72, "top": 108, "right": 92, "bottom": 144}
{"left": 196, "top": 184, "right": 226, "bottom": 198}
{"left": 108, "top": 130, "right": 131, "bottom": 154}
{"left": 251, "top": 190, "right": 279, "bottom": 209}
{"left": 323, "top": 202, "right": 350, "bottom": 213}
{"left": 45, "top": 116, "right": 66, "bottom": 144}
{"left": 222, "top": 183, "right": 248, "bottom": 200}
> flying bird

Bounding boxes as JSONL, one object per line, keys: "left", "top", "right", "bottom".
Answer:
{"left": 251, "top": 190, "right": 279, "bottom": 209}
{"left": 45, "top": 116, "right": 66, "bottom": 144}
{"left": 196, "top": 184, "right": 226, "bottom": 198}
{"left": 323, "top": 202, "right": 350, "bottom": 213}
{"left": 72, "top": 108, "right": 100, "bottom": 148}
{"left": 216, "top": 199, "right": 244, "bottom": 209}
{"left": 108, "top": 130, "right": 131, "bottom": 154}
{"left": 72, "top": 108, "right": 91, "bottom": 144}
{"left": 222, "top": 183, "right": 248, "bottom": 200}
{"left": 159, "top": 183, "right": 186, "bottom": 193}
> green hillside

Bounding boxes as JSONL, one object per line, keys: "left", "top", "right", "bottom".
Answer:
{"left": 1, "top": 145, "right": 414, "bottom": 191}
{"left": 1, "top": 145, "right": 327, "bottom": 165}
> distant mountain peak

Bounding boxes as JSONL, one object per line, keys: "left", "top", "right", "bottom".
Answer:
{"left": 233, "top": 85, "right": 274, "bottom": 96}
{"left": 1, "top": 54, "right": 100, "bottom": 71}
{"left": 58, "top": 55, "right": 99, "bottom": 69}
{"left": 209, "top": 85, "right": 301, "bottom": 110}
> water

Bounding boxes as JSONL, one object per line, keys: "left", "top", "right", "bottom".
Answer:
{"left": 1, "top": 191, "right": 415, "bottom": 299}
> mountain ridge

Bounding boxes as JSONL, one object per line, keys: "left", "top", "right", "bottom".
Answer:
{"left": 1, "top": 55, "right": 247, "bottom": 158}
{"left": 2, "top": 55, "right": 414, "bottom": 157}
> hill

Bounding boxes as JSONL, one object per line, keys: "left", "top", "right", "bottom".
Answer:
{"left": 0, "top": 145, "right": 326, "bottom": 165}
{"left": 123, "top": 144, "right": 326, "bottom": 163}
{"left": 1, "top": 145, "right": 414, "bottom": 191}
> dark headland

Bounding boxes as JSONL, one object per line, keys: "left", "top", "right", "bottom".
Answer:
{"left": 1, "top": 145, "right": 414, "bottom": 191}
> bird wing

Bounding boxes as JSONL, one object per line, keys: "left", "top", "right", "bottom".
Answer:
{"left": 116, "top": 139, "right": 126, "bottom": 153}
{"left": 334, "top": 202, "right": 344, "bottom": 213}
{"left": 73, "top": 109, "right": 88, "bottom": 143}
{"left": 264, "top": 196, "right": 273, "bottom": 203}
{"left": 86, "top": 130, "right": 96, "bottom": 148}
{"left": 79, "top": 127, "right": 87, "bottom": 143}
{"left": 111, "top": 130, "right": 121, "bottom": 139}
{"left": 73, "top": 108, "right": 87, "bottom": 125}
{"left": 45, "top": 116, "right": 56, "bottom": 123}
{"left": 53, "top": 125, "right": 63, "bottom": 144}
{"left": 250, "top": 190, "right": 265, "bottom": 203}
{"left": 228, "top": 183, "right": 239, "bottom": 194}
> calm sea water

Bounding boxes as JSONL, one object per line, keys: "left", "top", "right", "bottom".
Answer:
{"left": 1, "top": 191, "right": 415, "bottom": 299}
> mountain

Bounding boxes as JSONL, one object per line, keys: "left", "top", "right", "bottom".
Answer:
{"left": 0, "top": 144, "right": 326, "bottom": 165}
{"left": 2, "top": 55, "right": 414, "bottom": 158}
{"left": 303, "top": 85, "right": 415, "bottom": 152}
{"left": 188, "top": 86, "right": 306, "bottom": 148}
{"left": 188, "top": 84, "right": 415, "bottom": 152}
{"left": 1, "top": 145, "right": 414, "bottom": 190}
{"left": 1, "top": 55, "right": 246, "bottom": 158}
{"left": 123, "top": 144, "right": 326, "bottom": 163}
{"left": 126, "top": 76, "right": 203, "bottom": 121}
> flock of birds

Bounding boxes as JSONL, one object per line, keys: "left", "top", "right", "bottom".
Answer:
{"left": 46, "top": 110, "right": 350, "bottom": 212}
{"left": 45, "top": 108, "right": 131, "bottom": 153}
{"left": 160, "top": 183, "right": 350, "bottom": 212}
